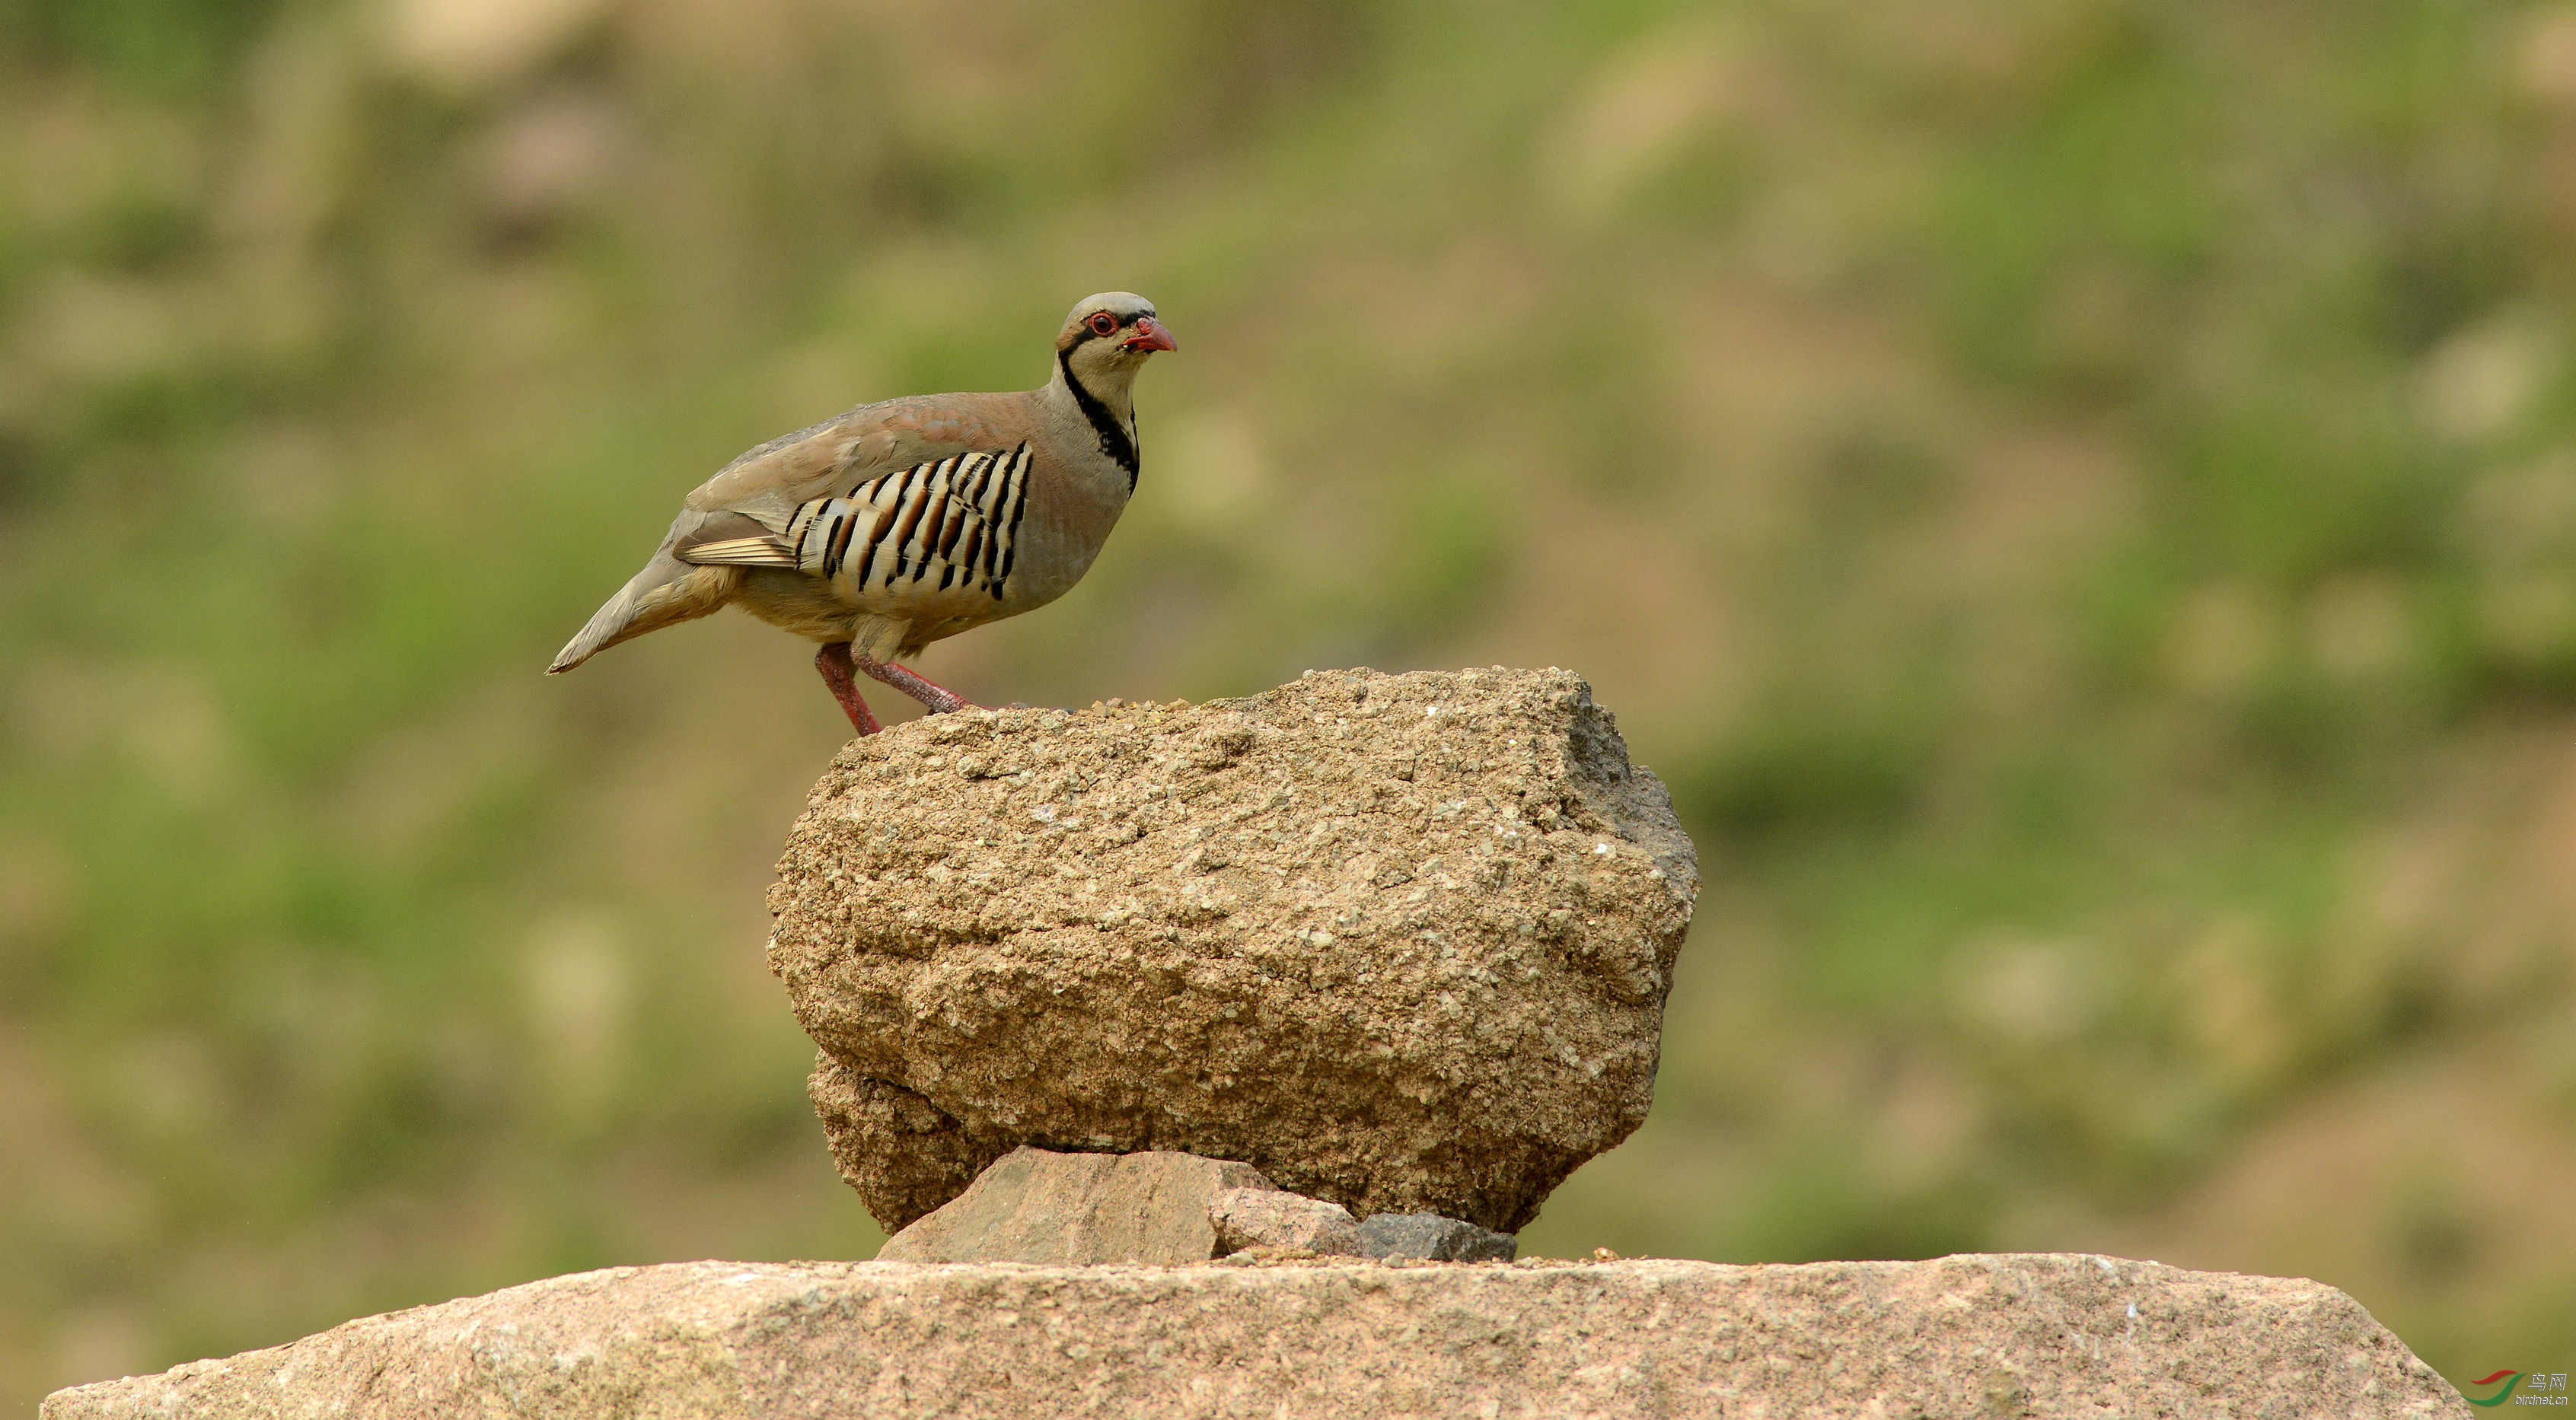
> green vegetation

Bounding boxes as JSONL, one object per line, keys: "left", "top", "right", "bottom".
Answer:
{"left": 5, "top": 0, "right": 2574, "bottom": 1403}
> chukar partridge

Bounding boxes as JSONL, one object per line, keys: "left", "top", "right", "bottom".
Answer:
{"left": 547, "top": 292, "right": 1176, "bottom": 734}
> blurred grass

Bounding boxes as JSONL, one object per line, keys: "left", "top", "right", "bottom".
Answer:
{"left": 5, "top": 0, "right": 2576, "bottom": 1405}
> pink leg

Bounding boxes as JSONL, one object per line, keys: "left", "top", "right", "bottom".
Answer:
{"left": 815, "top": 643, "right": 882, "bottom": 735}
{"left": 856, "top": 655, "right": 980, "bottom": 715}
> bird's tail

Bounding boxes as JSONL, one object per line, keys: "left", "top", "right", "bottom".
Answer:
{"left": 547, "top": 554, "right": 740, "bottom": 674}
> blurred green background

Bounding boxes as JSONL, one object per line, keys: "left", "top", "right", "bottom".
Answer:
{"left": 5, "top": 0, "right": 2576, "bottom": 1406}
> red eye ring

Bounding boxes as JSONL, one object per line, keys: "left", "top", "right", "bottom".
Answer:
{"left": 1087, "top": 312, "right": 1119, "bottom": 337}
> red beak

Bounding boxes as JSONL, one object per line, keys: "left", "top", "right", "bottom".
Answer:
{"left": 1122, "top": 317, "right": 1178, "bottom": 353}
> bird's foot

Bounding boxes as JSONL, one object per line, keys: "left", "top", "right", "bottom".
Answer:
{"left": 856, "top": 656, "right": 981, "bottom": 715}
{"left": 815, "top": 643, "right": 883, "bottom": 735}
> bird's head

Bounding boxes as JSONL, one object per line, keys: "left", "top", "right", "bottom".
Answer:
{"left": 1054, "top": 291, "right": 1175, "bottom": 396}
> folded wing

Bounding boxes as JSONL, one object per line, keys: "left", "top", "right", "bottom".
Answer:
{"left": 678, "top": 444, "right": 1035, "bottom": 606}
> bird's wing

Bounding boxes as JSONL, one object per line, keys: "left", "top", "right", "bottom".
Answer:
{"left": 676, "top": 444, "right": 1038, "bottom": 603}
{"left": 681, "top": 392, "right": 1031, "bottom": 526}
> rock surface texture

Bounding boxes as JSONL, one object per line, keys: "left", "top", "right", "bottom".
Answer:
{"left": 772, "top": 667, "right": 1700, "bottom": 1233}
{"left": 43, "top": 1256, "right": 2466, "bottom": 1420}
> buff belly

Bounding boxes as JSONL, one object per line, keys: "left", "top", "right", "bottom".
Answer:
{"left": 734, "top": 568, "right": 1010, "bottom": 661}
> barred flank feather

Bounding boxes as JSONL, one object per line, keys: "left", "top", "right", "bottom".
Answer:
{"left": 677, "top": 536, "right": 796, "bottom": 568}
{"left": 772, "top": 444, "right": 1032, "bottom": 603}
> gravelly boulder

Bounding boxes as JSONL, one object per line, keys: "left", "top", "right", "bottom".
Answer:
{"left": 875, "top": 1146, "right": 1272, "bottom": 1265}
{"left": 1357, "top": 1211, "right": 1517, "bottom": 1262}
{"left": 1210, "top": 1186, "right": 1363, "bottom": 1256}
{"left": 772, "top": 667, "right": 1698, "bottom": 1233}
{"left": 41, "top": 1256, "right": 2466, "bottom": 1420}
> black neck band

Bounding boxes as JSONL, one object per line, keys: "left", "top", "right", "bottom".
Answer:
{"left": 1058, "top": 345, "right": 1140, "bottom": 491}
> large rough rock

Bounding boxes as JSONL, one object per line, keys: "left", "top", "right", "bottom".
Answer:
{"left": 771, "top": 667, "right": 1698, "bottom": 1233}
{"left": 875, "top": 1146, "right": 1274, "bottom": 1264}
{"left": 43, "top": 1256, "right": 2466, "bottom": 1419}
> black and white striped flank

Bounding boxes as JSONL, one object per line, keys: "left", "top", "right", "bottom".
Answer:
{"left": 689, "top": 444, "right": 1035, "bottom": 603}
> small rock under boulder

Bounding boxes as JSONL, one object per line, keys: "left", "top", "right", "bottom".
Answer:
{"left": 1210, "top": 1186, "right": 1363, "bottom": 1257}
{"left": 771, "top": 667, "right": 1699, "bottom": 1234}
{"left": 1357, "top": 1211, "right": 1517, "bottom": 1262}
{"left": 876, "top": 1147, "right": 1272, "bottom": 1265}
{"left": 877, "top": 1145, "right": 1452, "bottom": 1264}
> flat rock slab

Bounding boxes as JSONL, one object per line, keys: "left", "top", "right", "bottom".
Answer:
{"left": 772, "top": 667, "right": 1700, "bottom": 1233}
{"left": 43, "top": 1255, "right": 2464, "bottom": 1419}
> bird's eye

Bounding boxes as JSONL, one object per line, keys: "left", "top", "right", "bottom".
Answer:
{"left": 1087, "top": 312, "right": 1119, "bottom": 337}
